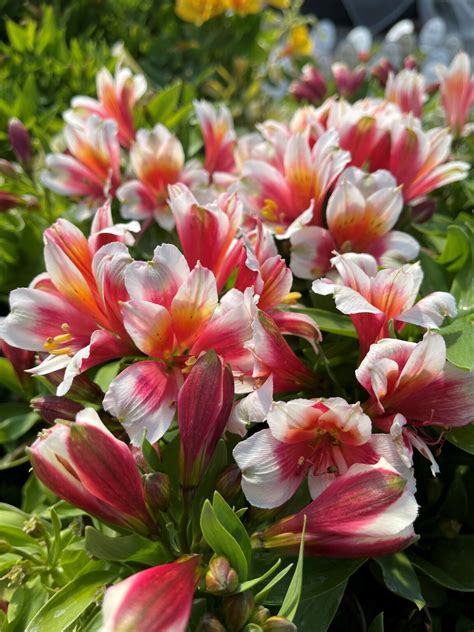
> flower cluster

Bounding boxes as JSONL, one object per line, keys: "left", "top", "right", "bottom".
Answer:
{"left": 1, "top": 53, "right": 472, "bottom": 630}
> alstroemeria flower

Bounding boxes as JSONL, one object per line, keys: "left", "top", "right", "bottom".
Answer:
{"left": 253, "top": 459, "right": 418, "bottom": 557}
{"left": 117, "top": 124, "right": 207, "bottom": 229}
{"left": 234, "top": 397, "right": 406, "bottom": 508}
{"left": 312, "top": 253, "right": 456, "bottom": 357}
{"left": 41, "top": 115, "right": 121, "bottom": 200}
{"left": 169, "top": 185, "right": 321, "bottom": 349}
{"left": 289, "top": 65, "right": 327, "bottom": 105}
{"left": 385, "top": 69, "right": 426, "bottom": 117}
{"left": 357, "top": 331, "right": 474, "bottom": 428}
{"left": 379, "top": 119, "right": 470, "bottom": 202}
{"left": 30, "top": 408, "right": 155, "bottom": 534}
{"left": 101, "top": 557, "right": 200, "bottom": 632}
{"left": 436, "top": 51, "right": 474, "bottom": 136}
{"left": 290, "top": 167, "right": 419, "bottom": 279}
{"left": 103, "top": 244, "right": 256, "bottom": 445}
{"left": 69, "top": 66, "right": 147, "bottom": 147}
{"left": 178, "top": 350, "right": 234, "bottom": 488}
{"left": 194, "top": 100, "right": 236, "bottom": 180}
{"left": 242, "top": 129, "right": 350, "bottom": 230}
{"left": 0, "top": 212, "right": 138, "bottom": 394}
{"left": 332, "top": 63, "right": 366, "bottom": 98}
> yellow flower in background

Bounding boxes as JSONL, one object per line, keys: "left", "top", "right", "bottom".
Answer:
{"left": 175, "top": 0, "right": 227, "bottom": 25}
{"left": 267, "top": 0, "right": 290, "bottom": 7}
{"left": 228, "top": 0, "right": 262, "bottom": 15}
{"left": 286, "top": 24, "right": 312, "bottom": 56}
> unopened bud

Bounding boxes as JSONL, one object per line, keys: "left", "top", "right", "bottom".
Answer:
{"left": 250, "top": 606, "right": 270, "bottom": 625}
{"left": 0, "top": 539, "right": 12, "bottom": 554}
{"left": 0, "top": 159, "right": 19, "bottom": 179}
{"left": 196, "top": 613, "right": 227, "bottom": 632}
{"left": 222, "top": 591, "right": 254, "bottom": 631}
{"left": 22, "top": 516, "right": 43, "bottom": 537}
{"left": 45, "top": 370, "right": 103, "bottom": 403}
{"left": 8, "top": 118, "right": 32, "bottom": 164}
{"left": 205, "top": 556, "right": 239, "bottom": 594}
{"left": 0, "top": 191, "right": 21, "bottom": 212}
{"left": 216, "top": 464, "right": 241, "bottom": 501}
{"left": 263, "top": 616, "right": 297, "bottom": 632}
{"left": 411, "top": 198, "right": 436, "bottom": 224}
{"left": 31, "top": 395, "right": 83, "bottom": 425}
{"left": 144, "top": 472, "right": 170, "bottom": 514}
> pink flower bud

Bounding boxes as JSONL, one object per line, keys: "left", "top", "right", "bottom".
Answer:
{"left": 30, "top": 395, "right": 83, "bottom": 425}
{"left": 0, "top": 191, "right": 22, "bottom": 212}
{"left": 29, "top": 409, "right": 154, "bottom": 534}
{"left": 216, "top": 464, "right": 242, "bottom": 500}
{"left": 178, "top": 350, "right": 234, "bottom": 489}
{"left": 8, "top": 118, "right": 32, "bottom": 164}
{"left": 222, "top": 591, "right": 255, "bottom": 631}
{"left": 143, "top": 472, "right": 171, "bottom": 514}
{"left": 0, "top": 159, "right": 19, "bottom": 179}
{"left": 101, "top": 557, "right": 200, "bottom": 632}
{"left": 290, "top": 65, "right": 327, "bottom": 104}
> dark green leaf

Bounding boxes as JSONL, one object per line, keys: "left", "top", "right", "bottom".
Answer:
{"left": 200, "top": 500, "right": 248, "bottom": 580}
{"left": 437, "top": 316, "right": 474, "bottom": 370}
{"left": 447, "top": 424, "right": 474, "bottom": 455}
{"left": 295, "top": 308, "right": 357, "bottom": 338}
{"left": 375, "top": 552, "right": 425, "bottom": 609}
{"left": 278, "top": 516, "right": 306, "bottom": 621}
{"left": 368, "top": 613, "right": 384, "bottom": 632}
{"left": 26, "top": 569, "right": 118, "bottom": 632}
{"left": 85, "top": 526, "right": 170, "bottom": 564}
{"left": 293, "top": 580, "right": 348, "bottom": 632}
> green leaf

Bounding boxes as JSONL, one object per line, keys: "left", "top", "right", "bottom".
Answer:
{"left": 141, "top": 435, "right": 162, "bottom": 472}
{"left": 264, "top": 556, "right": 365, "bottom": 604}
{"left": 447, "top": 424, "right": 474, "bottom": 455}
{"left": 26, "top": 569, "right": 117, "bottom": 632}
{"left": 255, "top": 564, "right": 294, "bottom": 605}
{"left": 6, "top": 20, "right": 26, "bottom": 52}
{"left": 93, "top": 361, "right": 121, "bottom": 392}
{"left": 410, "top": 537, "right": 474, "bottom": 591}
{"left": 199, "top": 499, "right": 248, "bottom": 580}
{"left": 375, "top": 552, "right": 425, "bottom": 609}
{"left": 48, "top": 508, "right": 62, "bottom": 567}
{"left": 451, "top": 265, "right": 474, "bottom": 317}
{"left": 212, "top": 492, "right": 252, "bottom": 569}
{"left": 437, "top": 316, "right": 474, "bottom": 370}
{"left": 278, "top": 516, "right": 306, "bottom": 621}
{"left": 238, "top": 558, "right": 282, "bottom": 593}
{"left": 0, "top": 410, "right": 39, "bottom": 443}
{"left": 147, "top": 82, "right": 182, "bottom": 122}
{"left": 295, "top": 307, "right": 357, "bottom": 338}
{"left": 368, "top": 613, "right": 384, "bottom": 632}
{"left": 437, "top": 223, "right": 472, "bottom": 272}
{"left": 0, "top": 358, "right": 25, "bottom": 397}
{"left": 293, "top": 580, "right": 347, "bottom": 632}
{"left": 5, "top": 577, "right": 48, "bottom": 632}
{"left": 85, "top": 527, "right": 170, "bottom": 564}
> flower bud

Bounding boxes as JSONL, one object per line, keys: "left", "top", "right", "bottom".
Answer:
{"left": 0, "top": 191, "right": 22, "bottom": 212}
{"left": 250, "top": 606, "right": 271, "bottom": 625}
{"left": 263, "top": 616, "right": 297, "bottom": 632}
{"left": 0, "top": 539, "right": 12, "bottom": 554}
{"left": 222, "top": 591, "right": 254, "bottom": 631}
{"left": 31, "top": 395, "right": 83, "bottom": 425}
{"left": 216, "top": 464, "right": 241, "bottom": 501}
{"left": 196, "top": 613, "right": 227, "bottom": 632}
{"left": 205, "top": 556, "right": 239, "bottom": 594}
{"left": 8, "top": 118, "right": 32, "bottom": 165}
{"left": 0, "top": 159, "right": 19, "bottom": 179}
{"left": 410, "top": 198, "right": 436, "bottom": 224}
{"left": 45, "top": 370, "right": 103, "bottom": 403}
{"left": 144, "top": 472, "right": 171, "bottom": 514}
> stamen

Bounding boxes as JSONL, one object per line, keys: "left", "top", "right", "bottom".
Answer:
{"left": 281, "top": 291, "right": 302, "bottom": 305}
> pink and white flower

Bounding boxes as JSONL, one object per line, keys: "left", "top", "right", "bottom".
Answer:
{"left": 242, "top": 129, "right": 350, "bottom": 231}
{"left": 29, "top": 408, "right": 155, "bottom": 534}
{"left": 290, "top": 167, "right": 419, "bottom": 278}
{"left": 357, "top": 331, "right": 474, "bottom": 428}
{"left": 234, "top": 397, "right": 406, "bottom": 508}
{"left": 41, "top": 116, "right": 121, "bottom": 200}
{"left": 253, "top": 459, "right": 418, "bottom": 557}
{"left": 101, "top": 556, "right": 200, "bottom": 632}
{"left": 117, "top": 124, "right": 207, "bottom": 228}
{"left": 102, "top": 244, "right": 256, "bottom": 444}
{"left": 69, "top": 66, "right": 147, "bottom": 147}
{"left": 0, "top": 212, "right": 138, "bottom": 393}
{"left": 312, "top": 253, "right": 456, "bottom": 357}
{"left": 332, "top": 63, "right": 366, "bottom": 98}
{"left": 194, "top": 100, "right": 236, "bottom": 180}
{"left": 436, "top": 52, "right": 474, "bottom": 136}
{"left": 385, "top": 69, "right": 426, "bottom": 118}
